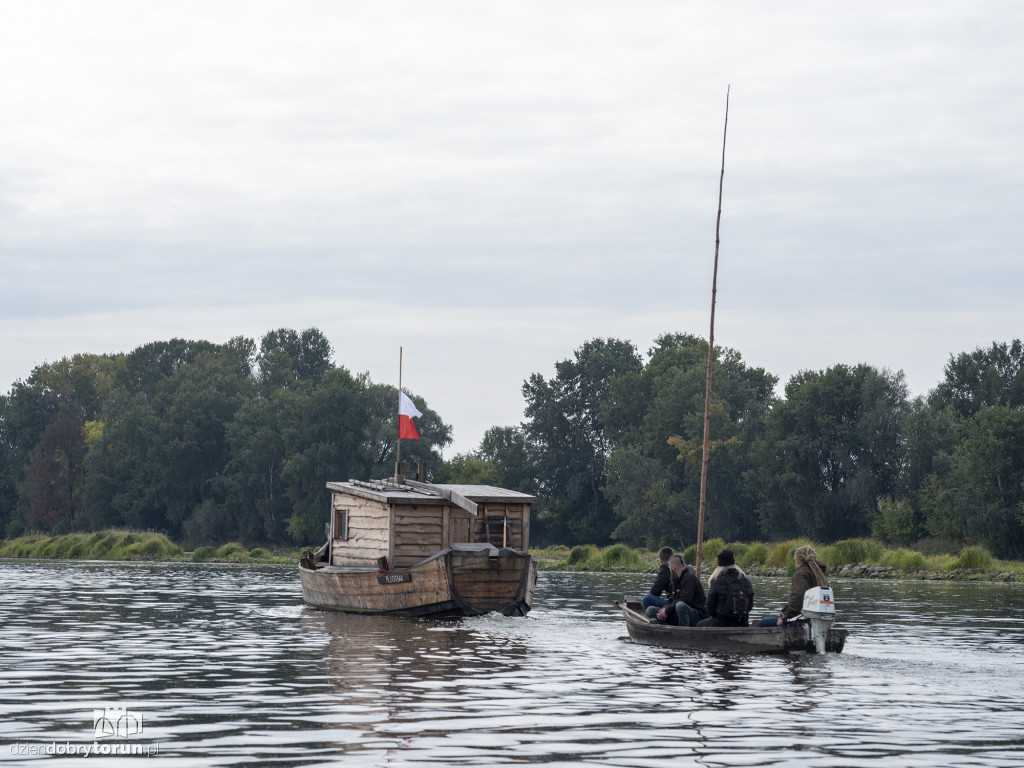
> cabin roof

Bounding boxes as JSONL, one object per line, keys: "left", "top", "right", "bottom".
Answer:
{"left": 326, "top": 479, "right": 536, "bottom": 507}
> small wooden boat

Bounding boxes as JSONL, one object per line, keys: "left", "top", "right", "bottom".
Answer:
{"left": 617, "top": 103, "right": 851, "bottom": 655}
{"left": 617, "top": 599, "right": 848, "bottom": 654}
{"left": 300, "top": 478, "right": 537, "bottom": 617}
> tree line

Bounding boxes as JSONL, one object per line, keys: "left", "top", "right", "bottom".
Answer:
{"left": 0, "top": 329, "right": 451, "bottom": 546}
{"left": 2, "top": 329, "right": 1023, "bottom": 557}
{"left": 444, "top": 334, "right": 1024, "bottom": 558}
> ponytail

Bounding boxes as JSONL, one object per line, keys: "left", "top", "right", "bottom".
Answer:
{"left": 794, "top": 545, "right": 829, "bottom": 587}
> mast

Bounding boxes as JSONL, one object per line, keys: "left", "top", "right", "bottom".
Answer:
{"left": 695, "top": 86, "right": 730, "bottom": 577}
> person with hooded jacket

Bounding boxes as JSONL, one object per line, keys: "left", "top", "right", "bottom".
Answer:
{"left": 757, "top": 545, "right": 829, "bottom": 627}
{"left": 698, "top": 549, "right": 754, "bottom": 627}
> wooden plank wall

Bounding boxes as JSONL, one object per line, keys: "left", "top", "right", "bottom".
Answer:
{"left": 330, "top": 494, "right": 389, "bottom": 567}
{"left": 392, "top": 504, "right": 445, "bottom": 567}
{"left": 331, "top": 494, "right": 533, "bottom": 568}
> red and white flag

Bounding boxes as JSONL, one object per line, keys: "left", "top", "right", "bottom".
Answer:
{"left": 398, "top": 391, "right": 422, "bottom": 440}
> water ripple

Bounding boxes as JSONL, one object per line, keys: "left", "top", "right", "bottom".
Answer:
{"left": 1, "top": 562, "right": 1024, "bottom": 766}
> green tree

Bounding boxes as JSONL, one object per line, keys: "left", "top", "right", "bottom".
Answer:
{"left": 0, "top": 395, "right": 18, "bottom": 534}
{"left": 751, "top": 364, "right": 910, "bottom": 541}
{"left": 81, "top": 342, "right": 254, "bottom": 539}
{"left": 432, "top": 454, "right": 501, "bottom": 485}
{"left": 19, "top": 418, "right": 87, "bottom": 532}
{"left": 603, "top": 444, "right": 678, "bottom": 547}
{"left": 0, "top": 380, "right": 59, "bottom": 535}
{"left": 933, "top": 339, "right": 1024, "bottom": 418}
{"left": 278, "top": 371, "right": 452, "bottom": 543}
{"left": 522, "top": 338, "right": 642, "bottom": 545}
{"left": 950, "top": 406, "right": 1024, "bottom": 557}
{"left": 114, "top": 338, "right": 221, "bottom": 402}
{"left": 79, "top": 388, "right": 161, "bottom": 531}
{"left": 257, "top": 327, "right": 333, "bottom": 392}
{"left": 149, "top": 350, "right": 253, "bottom": 538}
{"left": 359, "top": 381, "right": 452, "bottom": 480}
{"left": 871, "top": 496, "right": 924, "bottom": 546}
{"left": 907, "top": 340, "right": 1024, "bottom": 554}
{"left": 281, "top": 368, "right": 374, "bottom": 543}
{"left": 902, "top": 397, "right": 960, "bottom": 497}
{"left": 217, "top": 390, "right": 297, "bottom": 544}
{"left": 602, "top": 334, "right": 776, "bottom": 547}
{"left": 477, "top": 425, "right": 538, "bottom": 495}
{"left": 1, "top": 354, "right": 122, "bottom": 535}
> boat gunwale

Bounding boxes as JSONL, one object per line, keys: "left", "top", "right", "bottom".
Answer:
{"left": 300, "top": 547, "right": 536, "bottom": 618}
{"left": 616, "top": 601, "right": 848, "bottom": 654}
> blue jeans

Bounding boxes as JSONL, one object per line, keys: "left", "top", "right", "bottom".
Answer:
{"left": 646, "top": 602, "right": 702, "bottom": 627}
{"left": 642, "top": 594, "right": 667, "bottom": 610}
{"left": 758, "top": 616, "right": 798, "bottom": 627}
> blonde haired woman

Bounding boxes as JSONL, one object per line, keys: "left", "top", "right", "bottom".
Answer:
{"left": 697, "top": 549, "right": 754, "bottom": 627}
{"left": 757, "top": 545, "right": 829, "bottom": 628}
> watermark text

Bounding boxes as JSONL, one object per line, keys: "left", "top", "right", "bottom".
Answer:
{"left": 10, "top": 742, "right": 160, "bottom": 757}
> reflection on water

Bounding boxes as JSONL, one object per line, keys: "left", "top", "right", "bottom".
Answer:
{"left": 1, "top": 561, "right": 1023, "bottom": 766}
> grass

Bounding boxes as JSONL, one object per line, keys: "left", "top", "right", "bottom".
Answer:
{"left": 4, "top": 531, "right": 1021, "bottom": 578}
{"left": 0, "top": 530, "right": 297, "bottom": 564}
{"left": 534, "top": 544, "right": 653, "bottom": 572}
{"left": 737, "top": 542, "right": 767, "bottom": 569}
{"left": 531, "top": 539, "right": 1023, "bottom": 579}
{"left": 0, "top": 531, "right": 185, "bottom": 561}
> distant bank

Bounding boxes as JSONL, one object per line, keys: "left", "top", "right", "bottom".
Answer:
{"left": 0, "top": 530, "right": 297, "bottom": 565}
{"left": 532, "top": 540, "right": 1022, "bottom": 582}
{"left": 1, "top": 531, "right": 1020, "bottom": 581}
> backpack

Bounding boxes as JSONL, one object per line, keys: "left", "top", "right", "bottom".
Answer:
{"left": 719, "top": 577, "right": 749, "bottom": 619}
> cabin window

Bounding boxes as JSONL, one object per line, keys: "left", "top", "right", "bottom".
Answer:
{"left": 333, "top": 508, "right": 348, "bottom": 541}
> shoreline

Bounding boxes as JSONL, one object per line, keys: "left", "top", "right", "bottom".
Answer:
{"left": 3, "top": 532, "right": 1021, "bottom": 582}
{"left": 0, "top": 553, "right": 1017, "bottom": 582}
{"left": 1, "top": 554, "right": 1017, "bottom": 582}
{"left": 534, "top": 559, "right": 1021, "bottom": 582}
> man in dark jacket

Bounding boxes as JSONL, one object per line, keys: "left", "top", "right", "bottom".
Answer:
{"left": 699, "top": 549, "right": 754, "bottom": 627}
{"left": 641, "top": 546, "right": 674, "bottom": 611}
{"left": 645, "top": 554, "right": 707, "bottom": 626}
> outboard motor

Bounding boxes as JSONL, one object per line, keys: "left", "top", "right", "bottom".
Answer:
{"left": 800, "top": 586, "right": 836, "bottom": 654}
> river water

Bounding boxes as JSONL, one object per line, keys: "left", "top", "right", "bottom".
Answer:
{"left": 1, "top": 561, "right": 1023, "bottom": 767}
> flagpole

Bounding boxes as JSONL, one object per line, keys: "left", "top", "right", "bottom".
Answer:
{"left": 395, "top": 347, "right": 404, "bottom": 484}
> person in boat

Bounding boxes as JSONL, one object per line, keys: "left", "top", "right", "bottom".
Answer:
{"left": 645, "top": 554, "right": 708, "bottom": 627}
{"left": 696, "top": 549, "right": 753, "bottom": 627}
{"left": 756, "top": 545, "right": 829, "bottom": 627}
{"left": 641, "top": 546, "right": 675, "bottom": 612}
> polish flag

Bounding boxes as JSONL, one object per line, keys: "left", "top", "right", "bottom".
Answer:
{"left": 398, "top": 391, "right": 422, "bottom": 440}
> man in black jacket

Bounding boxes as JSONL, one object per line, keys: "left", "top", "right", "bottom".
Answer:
{"left": 641, "top": 546, "right": 674, "bottom": 611}
{"left": 645, "top": 554, "right": 707, "bottom": 626}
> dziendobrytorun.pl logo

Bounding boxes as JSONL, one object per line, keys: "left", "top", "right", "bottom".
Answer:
{"left": 9, "top": 705, "right": 160, "bottom": 758}
{"left": 93, "top": 706, "right": 143, "bottom": 738}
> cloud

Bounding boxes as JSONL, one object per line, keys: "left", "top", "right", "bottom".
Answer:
{"left": 2, "top": 1, "right": 1023, "bottom": 454}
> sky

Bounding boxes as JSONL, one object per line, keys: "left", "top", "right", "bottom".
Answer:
{"left": 2, "top": 1, "right": 1022, "bottom": 456}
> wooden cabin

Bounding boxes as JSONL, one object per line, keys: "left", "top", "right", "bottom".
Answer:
{"left": 325, "top": 479, "right": 534, "bottom": 569}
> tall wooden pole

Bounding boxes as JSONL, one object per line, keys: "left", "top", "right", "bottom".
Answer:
{"left": 695, "top": 86, "right": 730, "bottom": 577}
{"left": 395, "top": 346, "right": 404, "bottom": 483}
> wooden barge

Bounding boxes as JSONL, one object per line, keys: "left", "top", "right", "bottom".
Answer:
{"left": 299, "top": 478, "right": 537, "bottom": 617}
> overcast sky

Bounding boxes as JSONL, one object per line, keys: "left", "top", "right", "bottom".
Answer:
{"left": 2, "top": 1, "right": 1021, "bottom": 455}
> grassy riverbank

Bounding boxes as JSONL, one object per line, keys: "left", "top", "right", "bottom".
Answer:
{"left": 0, "top": 530, "right": 298, "bottom": 565}
{"left": 532, "top": 538, "right": 1024, "bottom": 581}
{"left": 3, "top": 530, "right": 1021, "bottom": 580}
